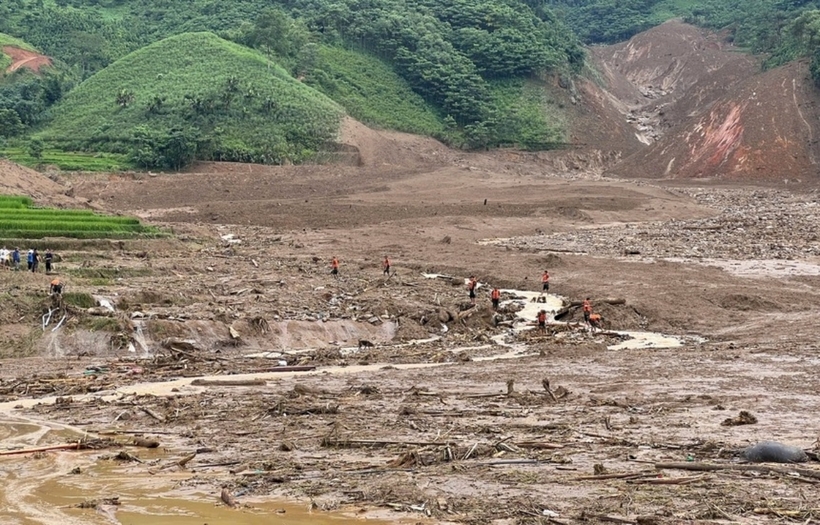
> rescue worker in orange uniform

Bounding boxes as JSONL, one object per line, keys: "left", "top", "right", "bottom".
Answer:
{"left": 537, "top": 309, "right": 547, "bottom": 330}
{"left": 382, "top": 255, "right": 391, "bottom": 276}
{"left": 467, "top": 276, "right": 477, "bottom": 305}
{"left": 491, "top": 287, "right": 501, "bottom": 310}
{"left": 50, "top": 278, "right": 63, "bottom": 295}
{"left": 331, "top": 256, "right": 340, "bottom": 278}
{"left": 589, "top": 313, "right": 602, "bottom": 331}
{"left": 582, "top": 298, "right": 592, "bottom": 324}
{"left": 541, "top": 270, "right": 550, "bottom": 293}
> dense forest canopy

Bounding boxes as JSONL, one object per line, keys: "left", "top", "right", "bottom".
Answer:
{"left": 2, "top": 0, "right": 820, "bottom": 168}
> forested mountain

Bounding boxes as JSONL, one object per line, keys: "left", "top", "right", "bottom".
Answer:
{"left": 2, "top": 0, "right": 820, "bottom": 169}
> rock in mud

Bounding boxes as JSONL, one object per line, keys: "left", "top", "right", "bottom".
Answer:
{"left": 742, "top": 441, "right": 808, "bottom": 463}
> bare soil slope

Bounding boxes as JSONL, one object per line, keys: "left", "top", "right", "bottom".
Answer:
{"left": 2, "top": 46, "right": 51, "bottom": 73}
{"left": 0, "top": 159, "right": 77, "bottom": 207}
{"left": 587, "top": 19, "right": 820, "bottom": 181}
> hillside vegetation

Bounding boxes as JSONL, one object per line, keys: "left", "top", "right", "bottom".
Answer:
{"left": 0, "top": 0, "right": 585, "bottom": 164}
{"left": 4, "top": 0, "right": 820, "bottom": 168}
{"left": 40, "top": 33, "right": 345, "bottom": 168}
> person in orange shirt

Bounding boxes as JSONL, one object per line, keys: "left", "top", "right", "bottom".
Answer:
{"left": 49, "top": 278, "right": 63, "bottom": 295}
{"left": 589, "top": 313, "right": 602, "bottom": 331}
{"left": 491, "top": 287, "right": 501, "bottom": 310}
{"left": 537, "top": 309, "right": 547, "bottom": 330}
{"left": 541, "top": 270, "right": 550, "bottom": 293}
{"left": 582, "top": 297, "right": 592, "bottom": 324}
{"left": 467, "top": 276, "right": 477, "bottom": 305}
{"left": 330, "top": 256, "right": 340, "bottom": 278}
{"left": 382, "top": 255, "right": 391, "bottom": 276}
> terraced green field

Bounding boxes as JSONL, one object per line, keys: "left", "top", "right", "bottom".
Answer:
{"left": 0, "top": 196, "right": 162, "bottom": 239}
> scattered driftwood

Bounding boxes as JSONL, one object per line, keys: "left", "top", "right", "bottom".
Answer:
{"left": 581, "top": 513, "right": 636, "bottom": 525}
{"left": 140, "top": 406, "right": 166, "bottom": 423}
{"left": 721, "top": 410, "right": 758, "bottom": 426}
{"left": 655, "top": 462, "right": 820, "bottom": 480}
{"left": 191, "top": 378, "right": 266, "bottom": 387}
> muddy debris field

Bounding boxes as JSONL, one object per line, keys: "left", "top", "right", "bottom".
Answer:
{"left": 1, "top": 164, "right": 820, "bottom": 525}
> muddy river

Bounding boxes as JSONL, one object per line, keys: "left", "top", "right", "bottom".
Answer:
{"left": 0, "top": 416, "right": 400, "bottom": 525}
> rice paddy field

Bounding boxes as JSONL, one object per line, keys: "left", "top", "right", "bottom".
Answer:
{"left": 0, "top": 195, "right": 161, "bottom": 239}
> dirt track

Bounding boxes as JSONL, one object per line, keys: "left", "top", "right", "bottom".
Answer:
{"left": 2, "top": 46, "right": 51, "bottom": 73}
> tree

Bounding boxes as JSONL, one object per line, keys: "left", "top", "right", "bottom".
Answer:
{"left": 28, "top": 138, "right": 44, "bottom": 159}
{"left": 0, "top": 109, "right": 25, "bottom": 138}
{"left": 242, "top": 8, "right": 310, "bottom": 62}
{"left": 116, "top": 88, "right": 135, "bottom": 108}
{"left": 130, "top": 126, "right": 199, "bottom": 170}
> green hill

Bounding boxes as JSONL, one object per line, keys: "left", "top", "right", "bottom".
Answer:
{"left": 40, "top": 32, "right": 345, "bottom": 168}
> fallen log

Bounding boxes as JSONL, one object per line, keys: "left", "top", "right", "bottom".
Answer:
{"left": 322, "top": 436, "right": 456, "bottom": 448}
{"left": 572, "top": 471, "right": 656, "bottom": 481}
{"left": 628, "top": 474, "right": 708, "bottom": 485}
{"left": 655, "top": 462, "right": 820, "bottom": 480}
{"left": 255, "top": 366, "right": 316, "bottom": 373}
{"left": 191, "top": 378, "right": 267, "bottom": 387}
{"left": 514, "top": 441, "right": 564, "bottom": 450}
{"left": 569, "top": 298, "right": 626, "bottom": 307}
{"left": 0, "top": 442, "right": 82, "bottom": 455}
{"left": 140, "top": 407, "right": 166, "bottom": 423}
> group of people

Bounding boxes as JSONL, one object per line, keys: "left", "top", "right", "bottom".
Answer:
{"left": 327, "top": 257, "right": 602, "bottom": 331}
{"left": 0, "top": 247, "right": 56, "bottom": 273}
{"left": 472, "top": 269, "right": 603, "bottom": 331}
{"left": 329, "top": 255, "right": 392, "bottom": 279}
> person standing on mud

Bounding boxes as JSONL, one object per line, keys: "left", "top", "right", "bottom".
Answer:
{"left": 541, "top": 270, "right": 550, "bottom": 293}
{"left": 26, "top": 249, "right": 33, "bottom": 271}
{"left": 537, "top": 309, "right": 547, "bottom": 330}
{"left": 382, "top": 255, "right": 391, "bottom": 276}
{"left": 582, "top": 297, "right": 592, "bottom": 325}
{"left": 12, "top": 247, "right": 20, "bottom": 271}
{"left": 330, "top": 256, "right": 340, "bottom": 278}
{"left": 44, "top": 248, "right": 54, "bottom": 274}
{"left": 31, "top": 248, "right": 39, "bottom": 272}
{"left": 467, "top": 275, "right": 477, "bottom": 305}
{"left": 491, "top": 287, "right": 501, "bottom": 310}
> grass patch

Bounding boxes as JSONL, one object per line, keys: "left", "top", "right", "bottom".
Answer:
{"left": 62, "top": 292, "right": 96, "bottom": 309}
{"left": 0, "top": 195, "right": 164, "bottom": 240}
{"left": 0, "top": 32, "right": 39, "bottom": 52}
{"left": 0, "top": 148, "right": 133, "bottom": 171}
{"left": 88, "top": 317, "right": 120, "bottom": 331}
{"left": 0, "top": 196, "right": 34, "bottom": 209}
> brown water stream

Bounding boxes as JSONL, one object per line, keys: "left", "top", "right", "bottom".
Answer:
{"left": 0, "top": 416, "right": 400, "bottom": 525}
